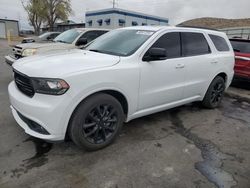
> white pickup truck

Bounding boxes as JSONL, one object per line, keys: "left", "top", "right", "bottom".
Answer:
{"left": 5, "top": 28, "right": 109, "bottom": 66}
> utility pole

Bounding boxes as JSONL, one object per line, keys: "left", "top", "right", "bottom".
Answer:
{"left": 111, "top": 0, "right": 117, "bottom": 8}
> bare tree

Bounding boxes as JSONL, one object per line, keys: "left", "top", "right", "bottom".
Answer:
{"left": 44, "top": 0, "right": 73, "bottom": 31}
{"left": 22, "top": 0, "right": 46, "bottom": 35}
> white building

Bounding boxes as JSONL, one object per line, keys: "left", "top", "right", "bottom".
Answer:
{"left": 85, "top": 8, "right": 169, "bottom": 29}
{"left": 0, "top": 19, "right": 19, "bottom": 39}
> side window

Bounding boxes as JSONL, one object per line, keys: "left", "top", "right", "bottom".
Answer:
{"left": 78, "top": 31, "right": 107, "bottom": 43}
{"left": 146, "top": 32, "right": 181, "bottom": 59}
{"left": 230, "top": 40, "right": 250, "bottom": 53}
{"left": 51, "top": 33, "right": 59, "bottom": 39}
{"left": 181, "top": 32, "right": 211, "bottom": 56}
{"left": 209, "top": 34, "right": 230, "bottom": 52}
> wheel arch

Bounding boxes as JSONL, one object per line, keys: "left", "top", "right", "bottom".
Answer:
{"left": 216, "top": 72, "right": 228, "bottom": 84}
{"left": 65, "top": 89, "right": 129, "bottom": 140}
{"left": 201, "top": 71, "right": 228, "bottom": 100}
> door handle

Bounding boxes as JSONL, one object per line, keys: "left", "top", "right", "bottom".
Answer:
{"left": 175, "top": 63, "right": 185, "bottom": 69}
{"left": 211, "top": 61, "right": 218, "bottom": 64}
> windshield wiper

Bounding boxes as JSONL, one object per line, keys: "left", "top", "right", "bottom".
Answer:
{"left": 88, "top": 49, "right": 126, "bottom": 56}
{"left": 89, "top": 49, "right": 103, "bottom": 53}
{"left": 88, "top": 49, "right": 108, "bottom": 54}
{"left": 55, "top": 40, "right": 68, "bottom": 44}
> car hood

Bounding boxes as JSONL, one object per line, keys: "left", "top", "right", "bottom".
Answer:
{"left": 13, "top": 49, "right": 120, "bottom": 78}
{"left": 23, "top": 36, "right": 39, "bottom": 40}
{"left": 23, "top": 37, "right": 51, "bottom": 43}
{"left": 16, "top": 42, "right": 72, "bottom": 51}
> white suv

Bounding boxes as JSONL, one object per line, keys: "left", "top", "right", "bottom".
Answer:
{"left": 5, "top": 28, "right": 109, "bottom": 66}
{"left": 8, "top": 26, "right": 234, "bottom": 150}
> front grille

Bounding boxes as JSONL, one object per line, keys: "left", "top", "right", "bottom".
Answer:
{"left": 14, "top": 46, "right": 22, "bottom": 50}
{"left": 14, "top": 71, "right": 35, "bottom": 97}
{"left": 12, "top": 46, "right": 23, "bottom": 59}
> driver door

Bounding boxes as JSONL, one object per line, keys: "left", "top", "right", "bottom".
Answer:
{"left": 138, "top": 32, "right": 186, "bottom": 110}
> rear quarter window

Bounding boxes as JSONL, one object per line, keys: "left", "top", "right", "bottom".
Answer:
{"left": 209, "top": 34, "right": 230, "bottom": 52}
{"left": 181, "top": 32, "right": 211, "bottom": 56}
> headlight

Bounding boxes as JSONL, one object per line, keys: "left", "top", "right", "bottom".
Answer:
{"left": 22, "top": 49, "right": 37, "bottom": 57}
{"left": 32, "top": 78, "right": 70, "bottom": 95}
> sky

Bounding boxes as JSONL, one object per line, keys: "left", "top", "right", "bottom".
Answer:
{"left": 0, "top": 0, "right": 249, "bottom": 30}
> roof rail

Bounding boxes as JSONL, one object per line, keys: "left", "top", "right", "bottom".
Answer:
{"left": 176, "top": 25, "right": 219, "bottom": 31}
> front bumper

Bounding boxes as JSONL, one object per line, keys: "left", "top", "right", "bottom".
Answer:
{"left": 8, "top": 81, "right": 71, "bottom": 141}
{"left": 5, "top": 55, "right": 17, "bottom": 66}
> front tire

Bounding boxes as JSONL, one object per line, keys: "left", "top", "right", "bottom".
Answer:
{"left": 202, "top": 76, "right": 225, "bottom": 109}
{"left": 69, "top": 93, "right": 124, "bottom": 151}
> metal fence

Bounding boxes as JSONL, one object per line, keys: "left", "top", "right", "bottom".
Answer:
{"left": 219, "top": 27, "right": 250, "bottom": 39}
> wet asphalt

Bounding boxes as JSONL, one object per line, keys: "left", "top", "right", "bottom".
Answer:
{"left": 0, "top": 46, "right": 250, "bottom": 188}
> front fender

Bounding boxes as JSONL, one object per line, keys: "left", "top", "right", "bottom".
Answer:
{"left": 61, "top": 84, "right": 131, "bottom": 137}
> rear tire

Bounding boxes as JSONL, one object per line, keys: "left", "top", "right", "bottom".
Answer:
{"left": 202, "top": 76, "right": 225, "bottom": 109}
{"left": 69, "top": 93, "right": 124, "bottom": 151}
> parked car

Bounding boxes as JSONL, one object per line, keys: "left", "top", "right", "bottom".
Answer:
{"left": 8, "top": 26, "right": 234, "bottom": 150}
{"left": 21, "top": 32, "right": 61, "bottom": 43}
{"left": 5, "top": 28, "right": 109, "bottom": 66}
{"left": 230, "top": 38, "right": 250, "bottom": 82}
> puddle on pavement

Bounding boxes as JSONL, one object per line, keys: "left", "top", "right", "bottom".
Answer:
{"left": 24, "top": 137, "right": 53, "bottom": 160}
{"left": 169, "top": 109, "right": 237, "bottom": 188}
{"left": 221, "top": 97, "right": 250, "bottom": 126}
{"left": 10, "top": 137, "right": 53, "bottom": 178}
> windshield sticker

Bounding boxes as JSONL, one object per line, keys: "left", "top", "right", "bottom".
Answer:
{"left": 136, "top": 31, "right": 154, "bottom": 36}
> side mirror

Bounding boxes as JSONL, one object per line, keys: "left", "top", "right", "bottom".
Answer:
{"left": 76, "top": 38, "right": 88, "bottom": 46}
{"left": 143, "top": 48, "right": 167, "bottom": 61}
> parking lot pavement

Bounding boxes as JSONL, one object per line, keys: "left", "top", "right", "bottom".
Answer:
{"left": 0, "top": 46, "right": 250, "bottom": 188}
{"left": 0, "top": 39, "right": 19, "bottom": 49}
{"left": 226, "top": 82, "right": 250, "bottom": 103}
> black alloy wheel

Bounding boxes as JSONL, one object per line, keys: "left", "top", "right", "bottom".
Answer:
{"left": 210, "top": 81, "right": 224, "bottom": 107}
{"left": 202, "top": 76, "right": 225, "bottom": 109}
{"left": 69, "top": 93, "right": 124, "bottom": 151}
{"left": 83, "top": 104, "right": 118, "bottom": 144}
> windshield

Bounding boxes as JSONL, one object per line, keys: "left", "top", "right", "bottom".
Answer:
{"left": 231, "top": 40, "right": 250, "bottom": 53}
{"left": 54, "top": 29, "right": 82, "bottom": 44}
{"left": 86, "top": 29, "right": 155, "bottom": 56}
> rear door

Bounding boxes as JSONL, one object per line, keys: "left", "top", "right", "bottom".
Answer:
{"left": 230, "top": 40, "right": 250, "bottom": 78}
{"left": 181, "top": 32, "right": 215, "bottom": 99}
{"left": 235, "top": 53, "right": 250, "bottom": 78}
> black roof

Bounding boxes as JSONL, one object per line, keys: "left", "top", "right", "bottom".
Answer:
{"left": 230, "top": 38, "right": 250, "bottom": 42}
{"left": 0, "top": 18, "right": 18, "bottom": 23}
